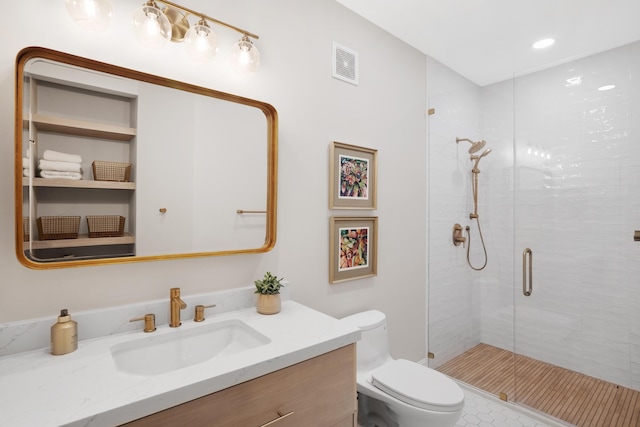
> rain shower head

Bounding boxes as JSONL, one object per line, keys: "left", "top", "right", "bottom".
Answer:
{"left": 456, "top": 137, "right": 487, "bottom": 154}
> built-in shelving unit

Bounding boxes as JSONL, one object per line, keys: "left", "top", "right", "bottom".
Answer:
{"left": 27, "top": 114, "right": 136, "bottom": 141}
{"left": 28, "top": 234, "right": 135, "bottom": 250}
{"left": 24, "top": 177, "right": 136, "bottom": 190}
{"left": 23, "top": 70, "right": 138, "bottom": 261}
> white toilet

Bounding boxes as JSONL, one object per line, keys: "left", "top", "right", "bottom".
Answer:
{"left": 341, "top": 310, "right": 464, "bottom": 427}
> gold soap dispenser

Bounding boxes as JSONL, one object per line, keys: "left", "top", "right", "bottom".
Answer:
{"left": 51, "top": 309, "right": 78, "bottom": 355}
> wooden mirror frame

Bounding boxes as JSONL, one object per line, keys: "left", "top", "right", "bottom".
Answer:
{"left": 14, "top": 47, "right": 278, "bottom": 269}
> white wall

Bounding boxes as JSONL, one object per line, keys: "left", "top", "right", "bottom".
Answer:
{"left": 0, "top": 0, "right": 427, "bottom": 361}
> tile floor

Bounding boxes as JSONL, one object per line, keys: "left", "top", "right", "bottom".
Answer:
{"left": 456, "top": 386, "right": 568, "bottom": 427}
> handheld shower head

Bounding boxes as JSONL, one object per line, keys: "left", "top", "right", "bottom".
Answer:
{"left": 456, "top": 137, "right": 487, "bottom": 154}
{"left": 471, "top": 148, "right": 492, "bottom": 171}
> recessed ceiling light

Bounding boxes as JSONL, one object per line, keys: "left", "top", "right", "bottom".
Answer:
{"left": 598, "top": 84, "right": 616, "bottom": 91}
{"left": 532, "top": 38, "right": 555, "bottom": 49}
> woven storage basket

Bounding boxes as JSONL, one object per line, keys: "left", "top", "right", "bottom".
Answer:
{"left": 23, "top": 217, "right": 29, "bottom": 241}
{"left": 37, "top": 216, "right": 80, "bottom": 240}
{"left": 92, "top": 161, "right": 131, "bottom": 182}
{"left": 86, "top": 215, "right": 125, "bottom": 238}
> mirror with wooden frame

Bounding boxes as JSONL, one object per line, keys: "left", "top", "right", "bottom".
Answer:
{"left": 15, "top": 47, "right": 277, "bottom": 269}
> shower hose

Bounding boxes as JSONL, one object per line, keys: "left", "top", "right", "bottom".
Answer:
{"left": 465, "top": 219, "right": 488, "bottom": 270}
{"left": 466, "top": 169, "right": 488, "bottom": 270}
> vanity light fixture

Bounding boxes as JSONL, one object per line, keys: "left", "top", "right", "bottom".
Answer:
{"left": 230, "top": 35, "right": 261, "bottom": 75}
{"left": 66, "top": 0, "right": 261, "bottom": 73}
{"left": 132, "top": 1, "right": 173, "bottom": 48}
{"left": 65, "top": 0, "right": 113, "bottom": 32}
{"left": 131, "top": 0, "right": 260, "bottom": 72}
{"left": 184, "top": 19, "right": 219, "bottom": 63}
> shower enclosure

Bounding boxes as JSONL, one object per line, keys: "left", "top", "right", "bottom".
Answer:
{"left": 427, "top": 41, "right": 640, "bottom": 425}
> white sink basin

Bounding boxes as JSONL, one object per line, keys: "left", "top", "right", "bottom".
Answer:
{"left": 111, "top": 319, "right": 270, "bottom": 376}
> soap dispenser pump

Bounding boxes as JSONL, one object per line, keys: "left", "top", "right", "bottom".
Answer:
{"left": 51, "top": 309, "right": 78, "bottom": 355}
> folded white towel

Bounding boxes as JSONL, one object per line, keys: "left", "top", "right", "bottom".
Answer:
{"left": 38, "top": 159, "right": 82, "bottom": 173}
{"left": 23, "top": 157, "right": 31, "bottom": 169}
{"left": 43, "top": 149, "right": 82, "bottom": 164}
{"left": 39, "top": 170, "right": 82, "bottom": 180}
{"left": 23, "top": 168, "right": 30, "bottom": 177}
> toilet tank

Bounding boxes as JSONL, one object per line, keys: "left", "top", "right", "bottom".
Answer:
{"left": 341, "top": 310, "right": 392, "bottom": 372}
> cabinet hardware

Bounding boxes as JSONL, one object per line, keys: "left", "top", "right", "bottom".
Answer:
{"left": 259, "top": 410, "right": 294, "bottom": 426}
{"left": 159, "top": 208, "right": 167, "bottom": 213}
{"left": 236, "top": 209, "right": 267, "bottom": 214}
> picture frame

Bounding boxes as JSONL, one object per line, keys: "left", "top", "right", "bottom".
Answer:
{"left": 329, "top": 141, "right": 377, "bottom": 209}
{"left": 329, "top": 216, "right": 378, "bottom": 284}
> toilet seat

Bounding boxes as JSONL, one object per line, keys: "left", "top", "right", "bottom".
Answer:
{"left": 370, "top": 359, "right": 464, "bottom": 412}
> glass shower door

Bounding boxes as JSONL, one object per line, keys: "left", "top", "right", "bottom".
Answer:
{"left": 512, "top": 42, "right": 640, "bottom": 424}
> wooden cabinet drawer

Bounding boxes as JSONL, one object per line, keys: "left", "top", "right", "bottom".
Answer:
{"left": 123, "top": 344, "right": 356, "bottom": 427}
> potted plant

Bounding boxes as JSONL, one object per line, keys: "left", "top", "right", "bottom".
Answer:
{"left": 254, "top": 272, "right": 284, "bottom": 315}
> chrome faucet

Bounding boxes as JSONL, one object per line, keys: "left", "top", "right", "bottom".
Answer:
{"left": 169, "top": 287, "right": 187, "bottom": 327}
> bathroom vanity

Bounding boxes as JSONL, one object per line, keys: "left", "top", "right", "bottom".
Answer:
{"left": 0, "top": 289, "right": 360, "bottom": 427}
{"left": 122, "top": 345, "right": 355, "bottom": 426}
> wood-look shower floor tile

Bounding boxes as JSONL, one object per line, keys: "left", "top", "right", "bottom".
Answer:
{"left": 436, "top": 343, "right": 640, "bottom": 427}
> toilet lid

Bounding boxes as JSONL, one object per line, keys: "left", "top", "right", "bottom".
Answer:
{"left": 370, "top": 359, "right": 464, "bottom": 412}
{"left": 341, "top": 310, "right": 386, "bottom": 331}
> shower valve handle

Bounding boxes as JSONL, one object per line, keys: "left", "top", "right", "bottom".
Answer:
{"left": 453, "top": 224, "right": 466, "bottom": 248}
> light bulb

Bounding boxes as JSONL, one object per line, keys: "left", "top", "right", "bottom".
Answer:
{"left": 184, "top": 20, "right": 219, "bottom": 63}
{"left": 65, "top": 0, "right": 113, "bottom": 32}
{"left": 132, "top": 3, "right": 172, "bottom": 48}
{"left": 231, "top": 36, "right": 260, "bottom": 75}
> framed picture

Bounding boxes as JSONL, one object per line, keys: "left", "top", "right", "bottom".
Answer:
{"left": 329, "top": 141, "right": 377, "bottom": 209}
{"left": 329, "top": 216, "right": 378, "bottom": 284}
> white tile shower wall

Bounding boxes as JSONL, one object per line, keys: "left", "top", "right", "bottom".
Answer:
{"left": 427, "top": 58, "right": 484, "bottom": 368}
{"left": 477, "top": 80, "right": 515, "bottom": 353}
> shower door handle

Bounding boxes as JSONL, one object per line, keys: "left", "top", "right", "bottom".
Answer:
{"left": 522, "top": 248, "right": 532, "bottom": 296}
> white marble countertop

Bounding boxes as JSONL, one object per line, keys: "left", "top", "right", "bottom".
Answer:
{"left": 0, "top": 300, "right": 360, "bottom": 427}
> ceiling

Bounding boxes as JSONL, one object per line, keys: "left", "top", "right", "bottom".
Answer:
{"left": 336, "top": 0, "right": 640, "bottom": 86}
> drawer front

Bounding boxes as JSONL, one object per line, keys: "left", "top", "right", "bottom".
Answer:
{"left": 123, "top": 344, "right": 356, "bottom": 427}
